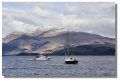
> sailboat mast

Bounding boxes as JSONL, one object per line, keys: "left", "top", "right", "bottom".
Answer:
{"left": 67, "top": 29, "right": 69, "bottom": 55}
{"left": 65, "top": 29, "right": 70, "bottom": 56}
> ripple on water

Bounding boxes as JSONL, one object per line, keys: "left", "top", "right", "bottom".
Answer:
{"left": 2, "top": 56, "right": 117, "bottom": 77}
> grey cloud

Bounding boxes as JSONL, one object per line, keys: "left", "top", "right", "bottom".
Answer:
{"left": 2, "top": 2, "right": 115, "bottom": 38}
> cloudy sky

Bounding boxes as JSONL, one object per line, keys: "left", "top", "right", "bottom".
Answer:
{"left": 2, "top": 2, "right": 116, "bottom": 38}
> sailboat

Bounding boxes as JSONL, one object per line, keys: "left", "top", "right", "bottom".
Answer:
{"left": 64, "top": 29, "right": 78, "bottom": 64}
{"left": 34, "top": 55, "right": 50, "bottom": 61}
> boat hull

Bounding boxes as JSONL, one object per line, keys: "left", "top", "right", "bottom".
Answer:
{"left": 34, "top": 57, "right": 50, "bottom": 61}
{"left": 65, "top": 60, "right": 78, "bottom": 64}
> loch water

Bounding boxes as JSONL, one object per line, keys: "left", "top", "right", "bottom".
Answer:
{"left": 2, "top": 56, "right": 117, "bottom": 77}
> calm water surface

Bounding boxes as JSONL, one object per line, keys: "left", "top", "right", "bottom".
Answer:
{"left": 2, "top": 56, "right": 117, "bottom": 77}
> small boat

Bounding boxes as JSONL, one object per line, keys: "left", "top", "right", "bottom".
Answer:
{"left": 64, "top": 29, "right": 78, "bottom": 64}
{"left": 34, "top": 55, "right": 50, "bottom": 61}
{"left": 65, "top": 57, "right": 78, "bottom": 64}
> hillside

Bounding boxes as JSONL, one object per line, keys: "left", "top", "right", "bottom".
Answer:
{"left": 2, "top": 28, "right": 115, "bottom": 56}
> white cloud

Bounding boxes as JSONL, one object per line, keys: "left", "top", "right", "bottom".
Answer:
{"left": 32, "top": 6, "right": 51, "bottom": 17}
{"left": 2, "top": 2, "right": 115, "bottom": 38}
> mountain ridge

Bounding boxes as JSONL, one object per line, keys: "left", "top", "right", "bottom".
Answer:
{"left": 2, "top": 28, "right": 115, "bottom": 56}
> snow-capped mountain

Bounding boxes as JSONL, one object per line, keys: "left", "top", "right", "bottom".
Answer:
{"left": 2, "top": 28, "right": 115, "bottom": 55}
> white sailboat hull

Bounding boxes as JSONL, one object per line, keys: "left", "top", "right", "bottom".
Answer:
{"left": 35, "top": 58, "right": 50, "bottom": 61}
{"left": 65, "top": 57, "right": 78, "bottom": 64}
{"left": 34, "top": 56, "right": 50, "bottom": 61}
